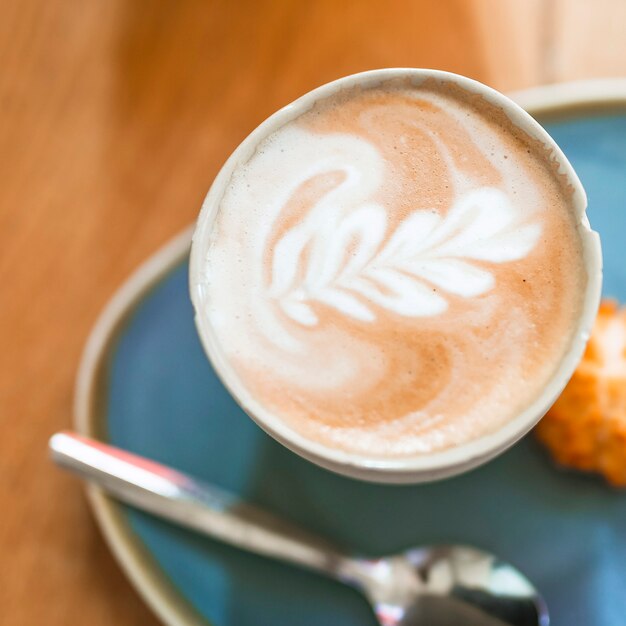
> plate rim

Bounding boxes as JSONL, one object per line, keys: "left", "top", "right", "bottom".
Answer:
{"left": 74, "top": 77, "right": 626, "bottom": 626}
{"left": 74, "top": 227, "right": 208, "bottom": 626}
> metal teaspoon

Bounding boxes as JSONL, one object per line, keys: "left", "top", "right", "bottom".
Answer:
{"left": 50, "top": 431, "right": 549, "bottom": 626}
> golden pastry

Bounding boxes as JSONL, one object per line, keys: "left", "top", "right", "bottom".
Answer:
{"left": 536, "top": 300, "right": 626, "bottom": 486}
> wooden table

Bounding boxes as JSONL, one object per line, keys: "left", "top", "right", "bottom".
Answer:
{"left": 2, "top": 1, "right": 625, "bottom": 624}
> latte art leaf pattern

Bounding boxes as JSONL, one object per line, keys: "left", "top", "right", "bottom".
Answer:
{"left": 269, "top": 186, "right": 542, "bottom": 325}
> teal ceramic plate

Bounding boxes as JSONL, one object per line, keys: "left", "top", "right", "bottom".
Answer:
{"left": 75, "top": 80, "right": 626, "bottom": 626}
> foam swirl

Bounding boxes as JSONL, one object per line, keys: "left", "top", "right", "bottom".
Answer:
{"left": 270, "top": 183, "right": 542, "bottom": 325}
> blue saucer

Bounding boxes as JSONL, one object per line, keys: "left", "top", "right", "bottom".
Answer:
{"left": 80, "top": 94, "right": 626, "bottom": 626}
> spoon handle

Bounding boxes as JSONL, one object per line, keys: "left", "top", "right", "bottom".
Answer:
{"left": 49, "top": 432, "right": 361, "bottom": 584}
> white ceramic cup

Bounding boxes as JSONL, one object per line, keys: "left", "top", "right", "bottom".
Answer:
{"left": 190, "top": 68, "right": 602, "bottom": 484}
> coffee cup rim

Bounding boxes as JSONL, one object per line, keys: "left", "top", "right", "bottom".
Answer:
{"left": 189, "top": 68, "right": 602, "bottom": 483}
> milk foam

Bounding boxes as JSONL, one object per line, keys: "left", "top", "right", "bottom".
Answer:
{"left": 197, "top": 80, "right": 586, "bottom": 457}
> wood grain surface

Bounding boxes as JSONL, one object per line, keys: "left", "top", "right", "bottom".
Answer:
{"left": 1, "top": 1, "right": 625, "bottom": 624}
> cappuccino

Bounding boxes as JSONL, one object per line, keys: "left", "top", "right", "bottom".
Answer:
{"left": 193, "top": 76, "right": 589, "bottom": 460}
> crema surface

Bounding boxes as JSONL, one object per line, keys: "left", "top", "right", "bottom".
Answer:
{"left": 195, "top": 79, "right": 586, "bottom": 457}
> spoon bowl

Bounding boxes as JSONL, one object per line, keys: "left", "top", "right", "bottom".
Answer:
{"left": 358, "top": 547, "right": 548, "bottom": 626}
